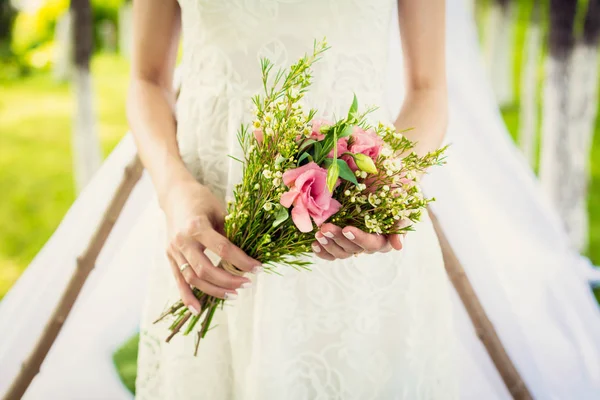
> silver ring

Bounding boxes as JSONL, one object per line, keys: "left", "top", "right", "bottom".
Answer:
{"left": 179, "top": 263, "right": 191, "bottom": 273}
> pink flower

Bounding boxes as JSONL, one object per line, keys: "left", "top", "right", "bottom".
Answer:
{"left": 349, "top": 126, "right": 384, "bottom": 160}
{"left": 308, "top": 118, "right": 332, "bottom": 141}
{"left": 280, "top": 162, "right": 342, "bottom": 232}
{"left": 327, "top": 126, "right": 383, "bottom": 171}
{"left": 254, "top": 129, "right": 264, "bottom": 144}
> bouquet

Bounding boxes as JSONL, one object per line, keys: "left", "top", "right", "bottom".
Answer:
{"left": 155, "top": 39, "right": 445, "bottom": 355}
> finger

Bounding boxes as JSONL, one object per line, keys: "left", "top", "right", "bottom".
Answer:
{"left": 191, "top": 223, "right": 262, "bottom": 273}
{"left": 167, "top": 253, "right": 201, "bottom": 316}
{"left": 315, "top": 231, "right": 352, "bottom": 259}
{"left": 388, "top": 234, "right": 404, "bottom": 251}
{"left": 319, "top": 223, "right": 364, "bottom": 254}
{"left": 171, "top": 246, "right": 238, "bottom": 300}
{"left": 340, "top": 226, "right": 388, "bottom": 253}
{"left": 311, "top": 241, "right": 336, "bottom": 261}
{"left": 389, "top": 219, "right": 411, "bottom": 251}
{"left": 179, "top": 239, "right": 251, "bottom": 290}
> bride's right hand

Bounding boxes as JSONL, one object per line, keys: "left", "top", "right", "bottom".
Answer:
{"left": 162, "top": 178, "right": 262, "bottom": 315}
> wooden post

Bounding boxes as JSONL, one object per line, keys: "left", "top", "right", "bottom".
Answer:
{"left": 429, "top": 209, "right": 533, "bottom": 400}
{"left": 3, "top": 156, "right": 143, "bottom": 400}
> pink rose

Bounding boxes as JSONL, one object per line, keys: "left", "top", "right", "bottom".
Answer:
{"left": 308, "top": 118, "right": 332, "bottom": 141}
{"left": 280, "top": 162, "right": 342, "bottom": 232}
{"left": 327, "top": 126, "right": 383, "bottom": 171}
{"left": 349, "top": 126, "right": 384, "bottom": 160}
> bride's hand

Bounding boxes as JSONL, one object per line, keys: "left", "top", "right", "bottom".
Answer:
{"left": 163, "top": 178, "right": 262, "bottom": 314}
{"left": 311, "top": 222, "right": 409, "bottom": 260}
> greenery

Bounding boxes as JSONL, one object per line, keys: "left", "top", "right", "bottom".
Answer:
{"left": 0, "top": 53, "right": 128, "bottom": 297}
{"left": 112, "top": 332, "right": 139, "bottom": 394}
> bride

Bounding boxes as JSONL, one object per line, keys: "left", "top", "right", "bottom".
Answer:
{"left": 2, "top": 0, "right": 600, "bottom": 399}
{"left": 131, "top": 0, "right": 456, "bottom": 398}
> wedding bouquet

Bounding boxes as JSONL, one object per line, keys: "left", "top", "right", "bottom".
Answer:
{"left": 156, "top": 40, "right": 445, "bottom": 354}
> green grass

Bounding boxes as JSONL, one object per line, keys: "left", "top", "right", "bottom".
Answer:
{"left": 113, "top": 333, "right": 139, "bottom": 394}
{"left": 0, "top": 53, "right": 129, "bottom": 297}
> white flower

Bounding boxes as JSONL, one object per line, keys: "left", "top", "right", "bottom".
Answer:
{"left": 272, "top": 178, "right": 281, "bottom": 186}
{"left": 253, "top": 120, "right": 261, "bottom": 129}
{"left": 264, "top": 113, "right": 273, "bottom": 123}
{"left": 265, "top": 127, "right": 274, "bottom": 136}
{"left": 254, "top": 183, "right": 260, "bottom": 190}
{"left": 274, "top": 171, "right": 283, "bottom": 178}
{"left": 383, "top": 185, "right": 390, "bottom": 191}
{"left": 360, "top": 171, "right": 368, "bottom": 179}
{"left": 263, "top": 170, "right": 272, "bottom": 179}
{"left": 263, "top": 202, "right": 273, "bottom": 211}
{"left": 344, "top": 190, "right": 351, "bottom": 196}
{"left": 381, "top": 147, "right": 393, "bottom": 157}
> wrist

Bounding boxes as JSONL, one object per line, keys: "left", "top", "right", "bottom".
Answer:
{"left": 156, "top": 164, "right": 197, "bottom": 212}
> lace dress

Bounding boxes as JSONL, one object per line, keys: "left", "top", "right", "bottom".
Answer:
{"left": 135, "top": 1, "right": 458, "bottom": 398}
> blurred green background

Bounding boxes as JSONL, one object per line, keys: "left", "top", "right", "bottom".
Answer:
{"left": 1, "top": 0, "right": 600, "bottom": 393}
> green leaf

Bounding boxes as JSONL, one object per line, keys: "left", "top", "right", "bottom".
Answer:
{"left": 326, "top": 162, "right": 339, "bottom": 193}
{"left": 297, "top": 152, "right": 312, "bottom": 165}
{"left": 299, "top": 139, "right": 317, "bottom": 152}
{"left": 338, "top": 124, "right": 353, "bottom": 139}
{"left": 313, "top": 141, "right": 323, "bottom": 160}
{"left": 272, "top": 206, "right": 289, "bottom": 228}
{"left": 336, "top": 159, "right": 358, "bottom": 185}
{"left": 347, "top": 94, "right": 358, "bottom": 120}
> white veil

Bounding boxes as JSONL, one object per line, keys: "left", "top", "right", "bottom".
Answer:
{"left": 1, "top": 0, "right": 600, "bottom": 398}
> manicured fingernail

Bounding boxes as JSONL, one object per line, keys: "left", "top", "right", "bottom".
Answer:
{"left": 188, "top": 305, "right": 200, "bottom": 316}
{"left": 252, "top": 266, "right": 263, "bottom": 274}
{"left": 323, "top": 231, "right": 334, "bottom": 238}
{"left": 224, "top": 292, "right": 238, "bottom": 300}
{"left": 343, "top": 231, "right": 355, "bottom": 240}
{"left": 316, "top": 236, "right": 328, "bottom": 245}
{"left": 241, "top": 281, "right": 253, "bottom": 289}
{"left": 311, "top": 244, "right": 321, "bottom": 253}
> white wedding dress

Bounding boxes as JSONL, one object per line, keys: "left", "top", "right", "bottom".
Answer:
{"left": 2, "top": 0, "right": 600, "bottom": 399}
{"left": 135, "top": 1, "right": 456, "bottom": 398}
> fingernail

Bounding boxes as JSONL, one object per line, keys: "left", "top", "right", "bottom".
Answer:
{"left": 188, "top": 305, "right": 200, "bottom": 316}
{"left": 241, "top": 281, "right": 253, "bottom": 289}
{"left": 343, "top": 231, "right": 355, "bottom": 240}
{"left": 323, "top": 231, "right": 334, "bottom": 238}
{"left": 311, "top": 244, "right": 321, "bottom": 253}
{"left": 224, "top": 292, "right": 238, "bottom": 300}
{"left": 252, "top": 266, "right": 263, "bottom": 274}
{"left": 316, "top": 236, "right": 328, "bottom": 245}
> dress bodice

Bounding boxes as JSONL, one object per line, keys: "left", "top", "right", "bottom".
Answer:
{"left": 175, "top": 0, "right": 396, "bottom": 201}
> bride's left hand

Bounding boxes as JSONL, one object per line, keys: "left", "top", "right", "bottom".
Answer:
{"left": 311, "top": 223, "right": 407, "bottom": 260}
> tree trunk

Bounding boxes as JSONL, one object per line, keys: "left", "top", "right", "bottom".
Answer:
{"left": 53, "top": 11, "right": 72, "bottom": 82}
{"left": 563, "top": 0, "right": 600, "bottom": 251}
{"left": 518, "top": 1, "right": 542, "bottom": 167}
{"left": 540, "top": 0, "right": 597, "bottom": 252}
{"left": 484, "top": 0, "right": 515, "bottom": 107}
{"left": 70, "top": 0, "right": 102, "bottom": 192}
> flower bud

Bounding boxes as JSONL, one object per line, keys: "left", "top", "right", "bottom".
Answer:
{"left": 353, "top": 153, "right": 377, "bottom": 174}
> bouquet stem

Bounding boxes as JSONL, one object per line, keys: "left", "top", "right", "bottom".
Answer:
{"left": 156, "top": 260, "right": 245, "bottom": 353}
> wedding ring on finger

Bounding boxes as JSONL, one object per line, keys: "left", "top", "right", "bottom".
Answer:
{"left": 179, "top": 263, "right": 191, "bottom": 273}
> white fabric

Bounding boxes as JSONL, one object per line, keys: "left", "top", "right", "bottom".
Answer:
{"left": 137, "top": 1, "right": 456, "bottom": 398}
{"left": 0, "top": 0, "right": 599, "bottom": 399}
